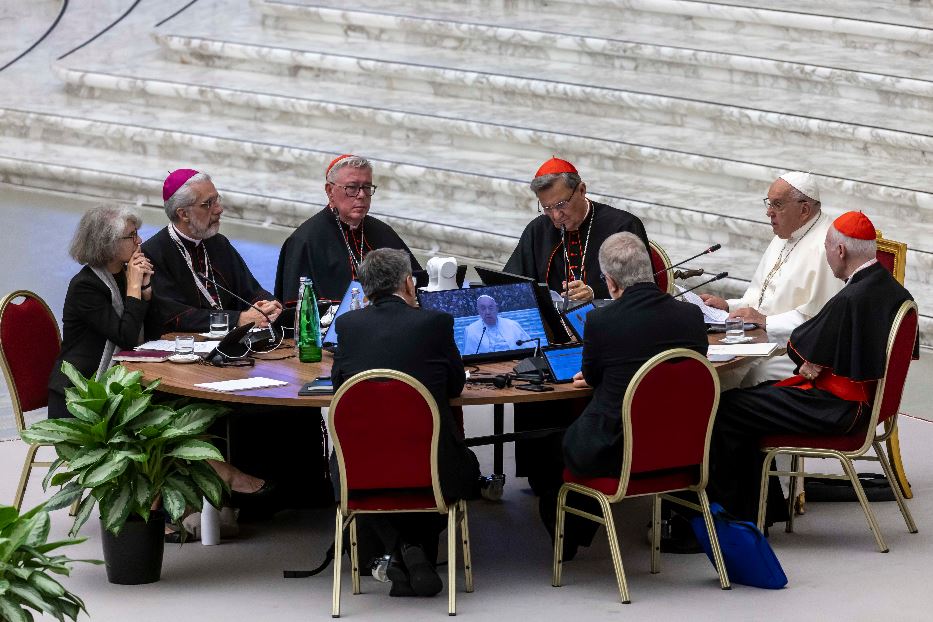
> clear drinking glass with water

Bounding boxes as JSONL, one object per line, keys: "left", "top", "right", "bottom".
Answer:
{"left": 174, "top": 335, "right": 195, "bottom": 355}
{"left": 209, "top": 312, "right": 229, "bottom": 337}
{"left": 724, "top": 317, "right": 745, "bottom": 343}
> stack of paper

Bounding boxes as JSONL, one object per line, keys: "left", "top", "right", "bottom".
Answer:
{"left": 138, "top": 339, "right": 220, "bottom": 354}
{"left": 193, "top": 377, "right": 289, "bottom": 392}
{"left": 707, "top": 343, "right": 780, "bottom": 357}
{"left": 677, "top": 287, "right": 730, "bottom": 323}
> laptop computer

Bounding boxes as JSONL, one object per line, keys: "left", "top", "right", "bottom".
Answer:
{"left": 321, "top": 280, "right": 363, "bottom": 347}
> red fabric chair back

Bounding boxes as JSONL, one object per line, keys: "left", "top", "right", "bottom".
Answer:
{"left": 876, "top": 304, "right": 917, "bottom": 425}
{"left": 626, "top": 353, "right": 718, "bottom": 477}
{"left": 331, "top": 372, "right": 438, "bottom": 493}
{"left": 648, "top": 241, "right": 670, "bottom": 294}
{"left": 0, "top": 291, "right": 60, "bottom": 421}
{"left": 875, "top": 248, "right": 897, "bottom": 277}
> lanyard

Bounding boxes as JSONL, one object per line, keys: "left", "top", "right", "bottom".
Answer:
{"left": 561, "top": 200, "right": 594, "bottom": 283}
{"left": 168, "top": 225, "right": 221, "bottom": 310}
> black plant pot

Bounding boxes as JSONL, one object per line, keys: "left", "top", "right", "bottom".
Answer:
{"left": 100, "top": 514, "right": 165, "bottom": 585}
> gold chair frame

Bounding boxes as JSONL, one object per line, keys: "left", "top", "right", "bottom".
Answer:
{"left": 0, "top": 290, "right": 60, "bottom": 510}
{"left": 648, "top": 240, "right": 676, "bottom": 295}
{"left": 552, "top": 349, "right": 729, "bottom": 603}
{"left": 329, "top": 369, "right": 473, "bottom": 617}
{"left": 756, "top": 300, "right": 919, "bottom": 552}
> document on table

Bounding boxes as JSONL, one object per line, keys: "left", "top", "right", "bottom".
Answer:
{"left": 193, "top": 377, "right": 289, "bottom": 392}
{"left": 137, "top": 339, "right": 220, "bottom": 354}
{"left": 677, "top": 286, "right": 730, "bottom": 323}
{"left": 707, "top": 343, "right": 779, "bottom": 357}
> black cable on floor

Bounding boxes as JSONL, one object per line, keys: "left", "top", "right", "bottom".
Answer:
{"left": 56, "top": 0, "right": 142, "bottom": 61}
{"left": 155, "top": 0, "right": 200, "bottom": 28}
{"left": 0, "top": 0, "right": 69, "bottom": 72}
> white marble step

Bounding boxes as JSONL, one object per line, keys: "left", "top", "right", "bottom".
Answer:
{"left": 256, "top": 0, "right": 933, "bottom": 105}
{"left": 9, "top": 99, "right": 933, "bottom": 282}
{"left": 701, "top": 0, "right": 933, "bottom": 28}
{"left": 47, "top": 56, "right": 933, "bottom": 229}
{"left": 149, "top": 26, "right": 933, "bottom": 160}
{"left": 0, "top": 1, "right": 62, "bottom": 68}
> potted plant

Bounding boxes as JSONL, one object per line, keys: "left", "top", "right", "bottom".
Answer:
{"left": 21, "top": 363, "right": 229, "bottom": 584}
{"left": 0, "top": 502, "right": 99, "bottom": 621}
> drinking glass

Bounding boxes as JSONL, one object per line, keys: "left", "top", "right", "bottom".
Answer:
{"left": 724, "top": 317, "right": 745, "bottom": 343}
{"left": 174, "top": 335, "right": 195, "bottom": 356}
{"left": 209, "top": 312, "right": 229, "bottom": 337}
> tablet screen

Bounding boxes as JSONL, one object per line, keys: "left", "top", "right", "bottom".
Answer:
{"left": 543, "top": 345, "right": 584, "bottom": 383}
{"left": 563, "top": 302, "right": 594, "bottom": 340}
{"left": 322, "top": 280, "right": 363, "bottom": 346}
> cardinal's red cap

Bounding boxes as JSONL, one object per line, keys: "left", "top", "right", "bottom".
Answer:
{"left": 833, "top": 211, "right": 876, "bottom": 240}
{"left": 534, "top": 157, "right": 578, "bottom": 178}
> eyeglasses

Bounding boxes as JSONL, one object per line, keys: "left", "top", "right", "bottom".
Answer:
{"left": 197, "top": 195, "right": 223, "bottom": 210}
{"left": 538, "top": 187, "right": 577, "bottom": 213}
{"left": 119, "top": 230, "right": 141, "bottom": 241}
{"left": 334, "top": 184, "right": 377, "bottom": 198}
{"left": 762, "top": 197, "right": 806, "bottom": 212}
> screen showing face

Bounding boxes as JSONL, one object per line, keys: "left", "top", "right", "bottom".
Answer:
{"left": 322, "top": 280, "right": 363, "bottom": 345}
{"left": 564, "top": 302, "right": 594, "bottom": 340}
{"left": 543, "top": 346, "right": 584, "bottom": 383}
{"left": 417, "top": 283, "right": 550, "bottom": 359}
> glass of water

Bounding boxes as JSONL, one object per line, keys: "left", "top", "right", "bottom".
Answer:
{"left": 724, "top": 317, "right": 745, "bottom": 343}
{"left": 174, "top": 335, "right": 195, "bottom": 356}
{"left": 209, "top": 312, "right": 229, "bottom": 337}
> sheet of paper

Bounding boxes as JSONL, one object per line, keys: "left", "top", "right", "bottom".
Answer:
{"left": 676, "top": 286, "right": 729, "bottom": 323}
{"left": 707, "top": 343, "right": 779, "bottom": 357}
{"left": 137, "top": 340, "right": 220, "bottom": 354}
{"left": 193, "top": 377, "right": 289, "bottom": 392}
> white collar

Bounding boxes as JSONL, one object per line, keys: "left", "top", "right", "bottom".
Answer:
{"left": 845, "top": 259, "right": 878, "bottom": 285}
{"left": 786, "top": 211, "right": 822, "bottom": 243}
{"left": 172, "top": 224, "right": 202, "bottom": 246}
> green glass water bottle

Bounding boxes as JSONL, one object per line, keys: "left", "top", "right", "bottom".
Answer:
{"left": 297, "top": 276, "right": 322, "bottom": 363}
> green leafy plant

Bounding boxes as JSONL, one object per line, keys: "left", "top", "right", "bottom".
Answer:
{"left": 21, "top": 362, "right": 230, "bottom": 536}
{"left": 0, "top": 502, "right": 100, "bottom": 622}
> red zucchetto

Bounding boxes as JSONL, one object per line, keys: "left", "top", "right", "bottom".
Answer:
{"left": 162, "top": 169, "right": 200, "bottom": 201}
{"left": 326, "top": 154, "right": 355, "bottom": 179}
{"left": 534, "top": 157, "right": 578, "bottom": 178}
{"left": 833, "top": 211, "right": 876, "bottom": 240}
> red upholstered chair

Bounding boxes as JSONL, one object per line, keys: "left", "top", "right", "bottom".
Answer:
{"left": 756, "top": 300, "right": 919, "bottom": 552}
{"left": 648, "top": 240, "right": 675, "bottom": 294}
{"left": 552, "top": 349, "right": 729, "bottom": 604}
{"left": 329, "top": 369, "right": 473, "bottom": 617}
{"left": 0, "top": 290, "right": 61, "bottom": 509}
{"left": 874, "top": 231, "right": 913, "bottom": 498}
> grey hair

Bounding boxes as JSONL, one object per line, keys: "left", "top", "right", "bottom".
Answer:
{"left": 357, "top": 248, "right": 411, "bottom": 299}
{"left": 787, "top": 185, "right": 822, "bottom": 211}
{"left": 598, "top": 232, "right": 653, "bottom": 289}
{"left": 164, "top": 172, "right": 212, "bottom": 222}
{"left": 326, "top": 156, "right": 373, "bottom": 183}
{"left": 70, "top": 204, "right": 142, "bottom": 267}
{"left": 530, "top": 172, "right": 582, "bottom": 195}
{"left": 827, "top": 225, "right": 876, "bottom": 259}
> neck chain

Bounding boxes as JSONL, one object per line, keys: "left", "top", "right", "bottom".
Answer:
{"left": 562, "top": 200, "right": 595, "bottom": 283}
{"left": 757, "top": 212, "right": 822, "bottom": 309}
{"left": 168, "top": 224, "right": 221, "bottom": 309}
{"left": 332, "top": 207, "right": 366, "bottom": 270}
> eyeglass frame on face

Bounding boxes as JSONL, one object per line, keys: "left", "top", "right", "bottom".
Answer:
{"left": 119, "top": 229, "right": 141, "bottom": 241}
{"left": 762, "top": 197, "right": 807, "bottom": 213}
{"left": 194, "top": 194, "right": 223, "bottom": 211}
{"left": 332, "top": 183, "right": 378, "bottom": 198}
{"left": 537, "top": 185, "right": 578, "bottom": 213}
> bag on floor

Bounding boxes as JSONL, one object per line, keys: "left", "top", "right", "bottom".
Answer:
{"left": 690, "top": 502, "right": 787, "bottom": 589}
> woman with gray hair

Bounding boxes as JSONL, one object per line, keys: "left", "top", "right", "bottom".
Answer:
{"left": 47, "top": 204, "right": 154, "bottom": 419}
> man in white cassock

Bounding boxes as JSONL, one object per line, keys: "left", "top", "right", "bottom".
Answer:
{"left": 701, "top": 171, "right": 843, "bottom": 388}
{"left": 462, "top": 295, "right": 531, "bottom": 355}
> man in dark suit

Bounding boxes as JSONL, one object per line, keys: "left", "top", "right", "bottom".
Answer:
{"left": 331, "top": 248, "right": 480, "bottom": 598}
{"left": 540, "top": 232, "right": 708, "bottom": 557}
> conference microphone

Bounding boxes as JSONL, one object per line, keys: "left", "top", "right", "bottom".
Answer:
{"left": 673, "top": 272, "right": 729, "bottom": 299}
{"left": 515, "top": 337, "right": 542, "bottom": 358}
{"left": 199, "top": 272, "right": 275, "bottom": 328}
{"left": 673, "top": 268, "right": 705, "bottom": 280}
{"left": 514, "top": 338, "right": 552, "bottom": 391}
{"left": 653, "top": 244, "right": 722, "bottom": 277}
{"left": 198, "top": 273, "right": 282, "bottom": 352}
{"left": 474, "top": 326, "right": 487, "bottom": 355}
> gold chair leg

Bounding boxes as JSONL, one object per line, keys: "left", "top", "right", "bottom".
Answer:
{"left": 886, "top": 427, "right": 913, "bottom": 499}
{"left": 650, "top": 494, "right": 661, "bottom": 574}
{"left": 459, "top": 501, "right": 474, "bottom": 593}
{"left": 552, "top": 485, "right": 569, "bottom": 588}
{"left": 874, "top": 441, "right": 918, "bottom": 534}
{"left": 349, "top": 517, "right": 360, "bottom": 595}
{"left": 839, "top": 457, "right": 888, "bottom": 553}
{"left": 448, "top": 508, "right": 457, "bottom": 616}
{"left": 785, "top": 455, "right": 798, "bottom": 534}
{"left": 698, "top": 490, "right": 730, "bottom": 590}
{"left": 598, "top": 494, "right": 630, "bottom": 604}
{"left": 13, "top": 443, "right": 40, "bottom": 510}
{"left": 332, "top": 510, "right": 345, "bottom": 618}
{"left": 756, "top": 450, "right": 777, "bottom": 532}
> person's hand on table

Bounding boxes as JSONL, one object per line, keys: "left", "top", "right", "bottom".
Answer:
{"left": 572, "top": 371, "right": 591, "bottom": 388}
{"left": 699, "top": 293, "right": 728, "bottom": 310}
{"left": 799, "top": 361, "right": 823, "bottom": 381}
{"left": 729, "top": 306, "right": 766, "bottom": 328}
{"left": 562, "top": 279, "right": 595, "bottom": 302}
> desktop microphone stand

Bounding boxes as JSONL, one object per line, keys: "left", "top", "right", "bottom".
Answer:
{"left": 514, "top": 338, "right": 554, "bottom": 392}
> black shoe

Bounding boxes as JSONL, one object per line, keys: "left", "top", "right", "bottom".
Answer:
{"left": 400, "top": 544, "right": 443, "bottom": 597}
{"left": 230, "top": 480, "right": 278, "bottom": 521}
{"left": 385, "top": 556, "right": 416, "bottom": 597}
{"left": 658, "top": 514, "right": 703, "bottom": 555}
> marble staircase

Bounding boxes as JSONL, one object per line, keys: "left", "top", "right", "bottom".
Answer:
{"left": 0, "top": 0, "right": 931, "bottom": 340}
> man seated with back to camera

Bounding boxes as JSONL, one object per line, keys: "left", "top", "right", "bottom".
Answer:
{"left": 330, "top": 248, "right": 481, "bottom": 598}
{"left": 544, "top": 232, "right": 709, "bottom": 558}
